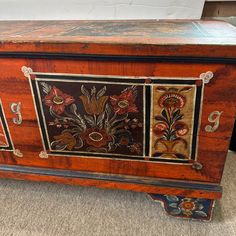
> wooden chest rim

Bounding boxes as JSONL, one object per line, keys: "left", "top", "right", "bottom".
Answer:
{"left": 0, "top": 52, "right": 236, "bottom": 64}
{"left": 0, "top": 164, "right": 222, "bottom": 200}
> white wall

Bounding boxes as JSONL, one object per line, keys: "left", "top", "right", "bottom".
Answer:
{"left": 0, "top": 0, "right": 205, "bottom": 20}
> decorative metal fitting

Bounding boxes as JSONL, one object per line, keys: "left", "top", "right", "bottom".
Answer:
{"left": 192, "top": 162, "right": 203, "bottom": 170}
{"left": 200, "top": 71, "right": 214, "bottom": 84}
{"left": 21, "top": 66, "right": 33, "bottom": 78}
{"left": 13, "top": 149, "right": 23, "bottom": 157}
{"left": 39, "top": 151, "right": 48, "bottom": 159}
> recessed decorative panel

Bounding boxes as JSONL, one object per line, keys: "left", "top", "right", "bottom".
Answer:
{"left": 0, "top": 100, "right": 14, "bottom": 151}
{"left": 25, "top": 67, "right": 205, "bottom": 163}
{"left": 0, "top": 118, "right": 9, "bottom": 148}
{"left": 150, "top": 80, "right": 203, "bottom": 162}
{"left": 30, "top": 75, "right": 146, "bottom": 159}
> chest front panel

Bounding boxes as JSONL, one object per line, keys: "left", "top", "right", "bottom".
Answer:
{"left": 0, "top": 58, "right": 235, "bottom": 183}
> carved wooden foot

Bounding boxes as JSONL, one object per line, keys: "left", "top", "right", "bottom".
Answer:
{"left": 149, "top": 194, "right": 215, "bottom": 221}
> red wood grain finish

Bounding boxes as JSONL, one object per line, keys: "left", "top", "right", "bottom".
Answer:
{"left": 0, "top": 170, "right": 221, "bottom": 200}
{"left": 0, "top": 58, "right": 235, "bottom": 183}
{"left": 0, "top": 21, "right": 235, "bottom": 201}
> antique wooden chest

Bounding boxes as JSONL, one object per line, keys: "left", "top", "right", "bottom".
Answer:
{"left": 0, "top": 20, "right": 235, "bottom": 221}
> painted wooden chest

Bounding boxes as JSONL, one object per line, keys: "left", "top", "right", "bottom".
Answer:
{"left": 0, "top": 20, "right": 236, "bottom": 221}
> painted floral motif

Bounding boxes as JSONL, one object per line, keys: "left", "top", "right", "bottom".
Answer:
{"left": 110, "top": 86, "right": 138, "bottom": 115}
{"left": 51, "top": 132, "right": 77, "bottom": 151}
{"left": 165, "top": 195, "right": 210, "bottom": 219}
{"left": 80, "top": 127, "right": 112, "bottom": 148}
{"left": 152, "top": 86, "right": 193, "bottom": 160}
{"left": 40, "top": 82, "right": 143, "bottom": 156}
{"left": 79, "top": 85, "right": 108, "bottom": 115}
{"left": 150, "top": 194, "right": 213, "bottom": 220}
{"left": 43, "top": 86, "right": 75, "bottom": 114}
{"left": 158, "top": 92, "right": 186, "bottom": 109}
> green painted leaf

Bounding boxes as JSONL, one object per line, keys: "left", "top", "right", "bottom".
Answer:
{"left": 169, "top": 203, "right": 178, "bottom": 208}
{"left": 170, "top": 208, "right": 182, "bottom": 215}
{"left": 172, "top": 109, "right": 180, "bottom": 119}
{"left": 161, "top": 109, "right": 168, "bottom": 121}
{"left": 166, "top": 195, "right": 179, "bottom": 202}
{"left": 195, "top": 211, "right": 207, "bottom": 217}
{"left": 198, "top": 204, "right": 204, "bottom": 210}
{"left": 41, "top": 82, "right": 52, "bottom": 94}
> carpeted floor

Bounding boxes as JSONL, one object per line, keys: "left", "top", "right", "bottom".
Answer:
{"left": 0, "top": 152, "right": 235, "bottom": 236}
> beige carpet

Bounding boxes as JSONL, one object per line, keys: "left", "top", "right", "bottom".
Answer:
{"left": 0, "top": 152, "right": 235, "bottom": 236}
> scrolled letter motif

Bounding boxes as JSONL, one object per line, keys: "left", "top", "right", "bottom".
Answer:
{"left": 10, "top": 102, "right": 22, "bottom": 125}
{"left": 205, "top": 111, "right": 223, "bottom": 133}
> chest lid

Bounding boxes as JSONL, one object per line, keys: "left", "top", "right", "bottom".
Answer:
{"left": 0, "top": 20, "right": 236, "bottom": 58}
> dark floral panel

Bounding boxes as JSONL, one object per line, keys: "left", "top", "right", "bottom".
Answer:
{"left": 0, "top": 118, "right": 9, "bottom": 148}
{"left": 0, "top": 100, "right": 13, "bottom": 151}
{"left": 35, "top": 79, "right": 145, "bottom": 158}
